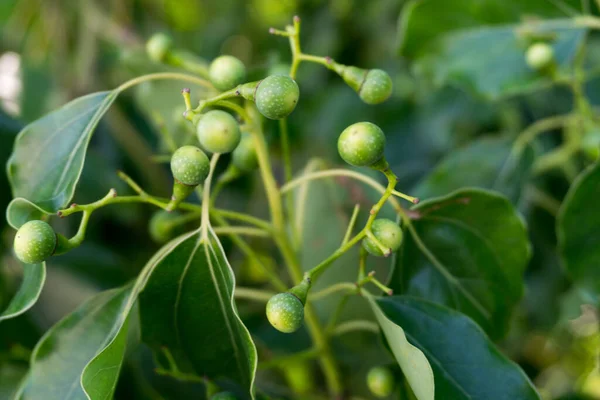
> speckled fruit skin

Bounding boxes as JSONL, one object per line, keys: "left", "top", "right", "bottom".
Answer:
{"left": 266, "top": 292, "right": 304, "bottom": 333}
{"left": 367, "top": 366, "right": 395, "bottom": 398}
{"left": 526, "top": 43, "right": 554, "bottom": 70}
{"left": 337, "top": 122, "right": 385, "bottom": 167}
{"left": 232, "top": 133, "right": 258, "bottom": 172}
{"left": 170, "top": 145, "right": 210, "bottom": 186}
{"left": 14, "top": 220, "right": 56, "bottom": 264}
{"left": 146, "top": 33, "right": 172, "bottom": 63}
{"left": 255, "top": 75, "right": 299, "bottom": 120}
{"left": 210, "top": 392, "right": 237, "bottom": 400}
{"left": 362, "top": 219, "right": 403, "bottom": 257}
{"left": 359, "top": 69, "right": 393, "bottom": 104}
{"left": 209, "top": 55, "right": 246, "bottom": 91}
{"left": 196, "top": 110, "right": 241, "bottom": 154}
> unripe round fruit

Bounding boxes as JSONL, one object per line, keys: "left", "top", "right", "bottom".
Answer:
{"left": 13, "top": 220, "right": 56, "bottom": 264}
{"left": 362, "top": 219, "right": 403, "bottom": 257}
{"left": 209, "top": 55, "right": 246, "bottom": 91}
{"left": 146, "top": 33, "right": 172, "bottom": 63}
{"left": 210, "top": 392, "right": 237, "bottom": 400}
{"left": 526, "top": 43, "right": 554, "bottom": 70}
{"left": 359, "top": 69, "right": 393, "bottom": 104}
{"left": 266, "top": 292, "right": 304, "bottom": 333}
{"left": 255, "top": 75, "right": 299, "bottom": 120}
{"left": 337, "top": 122, "right": 386, "bottom": 167}
{"left": 149, "top": 210, "right": 182, "bottom": 243}
{"left": 170, "top": 145, "right": 210, "bottom": 186}
{"left": 196, "top": 110, "right": 241, "bottom": 154}
{"left": 231, "top": 133, "right": 258, "bottom": 172}
{"left": 367, "top": 366, "right": 395, "bottom": 398}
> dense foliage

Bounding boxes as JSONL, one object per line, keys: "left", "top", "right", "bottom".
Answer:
{"left": 0, "top": 1, "right": 599, "bottom": 399}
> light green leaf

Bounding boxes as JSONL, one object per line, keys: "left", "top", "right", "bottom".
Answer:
{"left": 139, "top": 227, "right": 257, "bottom": 399}
{"left": 557, "top": 162, "right": 600, "bottom": 292}
{"left": 414, "top": 136, "right": 534, "bottom": 204}
{"left": 7, "top": 91, "right": 117, "bottom": 217}
{"left": 390, "top": 189, "right": 530, "bottom": 338}
{"left": 20, "top": 285, "right": 133, "bottom": 400}
{"left": 376, "top": 296, "right": 541, "bottom": 399}
{"left": 366, "top": 294, "right": 435, "bottom": 400}
{"left": 0, "top": 263, "right": 45, "bottom": 322}
{"left": 5, "top": 198, "right": 50, "bottom": 229}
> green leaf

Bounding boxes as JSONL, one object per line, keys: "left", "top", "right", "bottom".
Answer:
{"left": 6, "top": 91, "right": 117, "bottom": 224}
{"left": 376, "top": 296, "right": 541, "bottom": 400}
{"left": 139, "top": 228, "right": 257, "bottom": 399}
{"left": 399, "top": 0, "right": 587, "bottom": 99}
{"left": 414, "top": 136, "right": 534, "bottom": 204}
{"left": 557, "top": 162, "right": 600, "bottom": 293}
{"left": 366, "top": 294, "right": 435, "bottom": 400}
{"left": 390, "top": 189, "right": 530, "bottom": 338}
{"left": 0, "top": 364, "right": 28, "bottom": 400}
{"left": 5, "top": 198, "right": 50, "bottom": 229}
{"left": 20, "top": 284, "right": 133, "bottom": 400}
{"left": 0, "top": 263, "right": 45, "bottom": 322}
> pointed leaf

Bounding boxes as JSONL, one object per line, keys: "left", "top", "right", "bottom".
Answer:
{"left": 21, "top": 285, "right": 133, "bottom": 400}
{"left": 390, "top": 189, "right": 530, "bottom": 338}
{"left": 414, "top": 136, "right": 534, "bottom": 204}
{"left": 557, "top": 162, "right": 600, "bottom": 293}
{"left": 0, "top": 262, "right": 45, "bottom": 322}
{"left": 366, "top": 294, "right": 435, "bottom": 400}
{"left": 139, "top": 228, "right": 257, "bottom": 399}
{"left": 6, "top": 91, "right": 117, "bottom": 220}
{"left": 376, "top": 296, "right": 541, "bottom": 400}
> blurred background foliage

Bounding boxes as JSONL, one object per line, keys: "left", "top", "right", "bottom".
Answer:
{"left": 0, "top": 0, "right": 599, "bottom": 399}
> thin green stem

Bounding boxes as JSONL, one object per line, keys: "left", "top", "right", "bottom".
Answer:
{"left": 330, "top": 320, "right": 379, "bottom": 337}
{"left": 342, "top": 204, "right": 360, "bottom": 246}
{"left": 116, "top": 72, "right": 213, "bottom": 93}
{"left": 279, "top": 118, "right": 297, "bottom": 243}
{"left": 234, "top": 287, "right": 275, "bottom": 303}
{"left": 213, "top": 226, "right": 271, "bottom": 238}
{"left": 306, "top": 231, "right": 365, "bottom": 281}
{"left": 201, "top": 154, "right": 221, "bottom": 240}
{"left": 259, "top": 347, "right": 321, "bottom": 370}
{"left": 310, "top": 282, "right": 357, "bottom": 301}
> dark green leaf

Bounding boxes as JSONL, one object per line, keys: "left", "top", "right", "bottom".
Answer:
{"left": 0, "top": 263, "right": 45, "bottom": 322}
{"left": 139, "top": 228, "right": 257, "bottom": 399}
{"left": 557, "top": 162, "right": 600, "bottom": 292}
{"left": 376, "top": 296, "right": 541, "bottom": 400}
{"left": 390, "top": 189, "right": 530, "bottom": 338}
{"left": 20, "top": 284, "right": 133, "bottom": 400}
{"left": 414, "top": 136, "right": 534, "bottom": 204}
{"left": 366, "top": 294, "right": 435, "bottom": 400}
{"left": 6, "top": 91, "right": 118, "bottom": 224}
{"left": 399, "top": 0, "right": 586, "bottom": 99}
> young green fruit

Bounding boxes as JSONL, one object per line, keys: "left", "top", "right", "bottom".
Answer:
{"left": 362, "top": 218, "right": 403, "bottom": 257}
{"left": 231, "top": 133, "right": 258, "bottom": 172}
{"left": 149, "top": 210, "right": 183, "bottom": 243}
{"left": 146, "top": 33, "right": 173, "bottom": 63}
{"left": 254, "top": 75, "right": 299, "bottom": 120}
{"left": 196, "top": 110, "right": 241, "bottom": 153}
{"left": 526, "top": 43, "right": 554, "bottom": 70}
{"left": 210, "top": 392, "right": 237, "bottom": 400}
{"left": 367, "top": 366, "right": 395, "bottom": 398}
{"left": 209, "top": 55, "right": 246, "bottom": 91}
{"left": 13, "top": 220, "right": 56, "bottom": 264}
{"left": 171, "top": 145, "right": 210, "bottom": 186}
{"left": 266, "top": 278, "right": 310, "bottom": 334}
{"left": 337, "top": 66, "right": 393, "bottom": 104}
{"left": 338, "top": 122, "right": 386, "bottom": 167}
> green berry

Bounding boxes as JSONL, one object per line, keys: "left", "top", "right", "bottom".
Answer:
{"left": 526, "top": 43, "right": 554, "bottom": 70}
{"left": 149, "top": 210, "right": 183, "bottom": 243}
{"left": 231, "top": 133, "right": 258, "bottom": 172}
{"left": 362, "top": 219, "right": 403, "bottom": 257}
{"left": 210, "top": 392, "right": 237, "bottom": 400}
{"left": 254, "top": 75, "right": 299, "bottom": 120}
{"left": 367, "top": 366, "right": 395, "bottom": 398}
{"left": 196, "top": 110, "right": 241, "bottom": 154}
{"left": 13, "top": 220, "right": 56, "bottom": 264}
{"left": 266, "top": 292, "right": 304, "bottom": 333}
{"left": 337, "top": 122, "right": 386, "bottom": 167}
{"left": 209, "top": 55, "right": 246, "bottom": 91}
{"left": 146, "top": 33, "right": 173, "bottom": 63}
{"left": 170, "top": 145, "right": 210, "bottom": 186}
{"left": 359, "top": 69, "right": 393, "bottom": 104}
